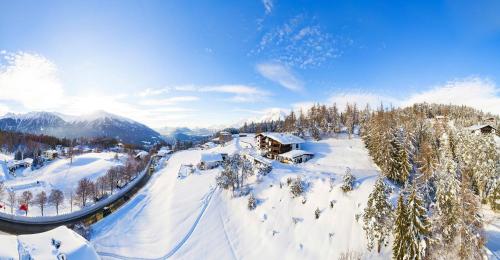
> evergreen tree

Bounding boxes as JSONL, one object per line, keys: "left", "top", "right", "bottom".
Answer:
{"left": 363, "top": 177, "right": 393, "bottom": 253}
{"left": 392, "top": 195, "right": 408, "bottom": 260}
{"left": 406, "top": 187, "right": 430, "bottom": 260}
{"left": 433, "top": 134, "right": 460, "bottom": 245}
{"left": 341, "top": 167, "right": 355, "bottom": 192}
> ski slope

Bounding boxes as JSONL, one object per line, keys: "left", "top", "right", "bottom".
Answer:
{"left": 91, "top": 135, "right": 391, "bottom": 259}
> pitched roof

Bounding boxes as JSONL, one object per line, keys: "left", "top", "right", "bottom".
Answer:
{"left": 466, "top": 124, "right": 496, "bottom": 131}
{"left": 259, "top": 132, "right": 305, "bottom": 144}
{"left": 200, "top": 153, "right": 223, "bottom": 163}
{"left": 279, "top": 149, "right": 313, "bottom": 159}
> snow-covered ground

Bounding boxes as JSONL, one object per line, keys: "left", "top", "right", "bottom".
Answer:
{"left": 1, "top": 152, "right": 126, "bottom": 216}
{"left": 0, "top": 226, "right": 99, "bottom": 259}
{"left": 91, "top": 135, "right": 394, "bottom": 259}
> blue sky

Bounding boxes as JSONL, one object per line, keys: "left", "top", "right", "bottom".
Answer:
{"left": 0, "top": 0, "right": 499, "bottom": 127}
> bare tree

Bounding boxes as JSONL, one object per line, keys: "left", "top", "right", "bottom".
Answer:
{"left": 35, "top": 191, "right": 48, "bottom": 216}
{"left": 68, "top": 189, "right": 74, "bottom": 212}
{"left": 49, "top": 189, "right": 64, "bottom": 215}
{"left": 76, "top": 178, "right": 93, "bottom": 207}
{"left": 96, "top": 176, "right": 107, "bottom": 198}
{"left": 8, "top": 190, "right": 16, "bottom": 214}
{"left": 20, "top": 190, "right": 33, "bottom": 215}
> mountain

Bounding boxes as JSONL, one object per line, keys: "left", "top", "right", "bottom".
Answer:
{"left": 233, "top": 108, "right": 289, "bottom": 128}
{"left": 156, "top": 126, "right": 216, "bottom": 142}
{"left": 0, "top": 111, "right": 163, "bottom": 146}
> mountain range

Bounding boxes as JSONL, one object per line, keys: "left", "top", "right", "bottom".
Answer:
{"left": 0, "top": 111, "right": 163, "bottom": 145}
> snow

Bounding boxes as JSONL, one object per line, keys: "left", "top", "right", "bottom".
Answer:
{"left": 258, "top": 132, "right": 305, "bottom": 144}
{"left": 484, "top": 207, "right": 500, "bottom": 259}
{"left": 2, "top": 152, "right": 125, "bottom": 216}
{"left": 279, "top": 149, "right": 313, "bottom": 159}
{"left": 90, "top": 135, "right": 390, "bottom": 259}
{"left": 0, "top": 226, "right": 99, "bottom": 259}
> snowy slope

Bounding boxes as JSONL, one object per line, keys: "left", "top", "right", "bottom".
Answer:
{"left": 91, "top": 135, "right": 389, "bottom": 259}
{"left": 0, "top": 226, "right": 99, "bottom": 259}
{"left": 3, "top": 152, "right": 125, "bottom": 216}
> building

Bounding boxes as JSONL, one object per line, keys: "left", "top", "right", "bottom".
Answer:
{"left": 218, "top": 131, "right": 233, "bottom": 145}
{"left": 277, "top": 150, "right": 314, "bottom": 164}
{"left": 466, "top": 124, "right": 496, "bottom": 135}
{"left": 241, "top": 149, "right": 272, "bottom": 168}
{"left": 198, "top": 153, "right": 224, "bottom": 170}
{"left": 255, "top": 132, "right": 306, "bottom": 159}
{"left": 157, "top": 148, "right": 173, "bottom": 157}
{"left": 135, "top": 151, "right": 149, "bottom": 160}
{"left": 43, "top": 150, "right": 58, "bottom": 160}
{"left": 23, "top": 158, "right": 34, "bottom": 168}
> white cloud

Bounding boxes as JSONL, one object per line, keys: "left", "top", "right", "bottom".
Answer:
{"left": 404, "top": 77, "right": 500, "bottom": 115}
{"left": 253, "top": 14, "right": 347, "bottom": 68}
{"left": 0, "top": 103, "right": 10, "bottom": 116}
{"left": 256, "top": 62, "right": 303, "bottom": 91}
{"left": 0, "top": 51, "right": 65, "bottom": 109}
{"left": 262, "top": 0, "right": 273, "bottom": 14}
{"left": 138, "top": 87, "right": 170, "bottom": 97}
{"left": 175, "top": 84, "right": 271, "bottom": 103}
{"left": 139, "top": 96, "right": 200, "bottom": 106}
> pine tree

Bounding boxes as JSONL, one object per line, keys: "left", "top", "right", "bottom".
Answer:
{"left": 433, "top": 134, "right": 460, "bottom": 245}
{"left": 363, "top": 177, "right": 393, "bottom": 253}
{"left": 341, "top": 167, "right": 355, "bottom": 192}
{"left": 392, "top": 195, "right": 408, "bottom": 260}
{"left": 406, "top": 187, "right": 430, "bottom": 260}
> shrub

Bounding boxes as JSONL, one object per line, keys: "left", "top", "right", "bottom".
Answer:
{"left": 290, "top": 177, "right": 305, "bottom": 197}
{"left": 248, "top": 194, "right": 257, "bottom": 210}
{"left": 341, "top": 167, "right": 356, "bottom": 193}
{"left": 315, "top": 207, "right": 321, "bottom": 219}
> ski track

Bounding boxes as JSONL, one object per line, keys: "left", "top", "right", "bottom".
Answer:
{"left": 218, "top": 201, "right": 238, "bottom": 260}
{"left": 97, "top": 187, "right": 217, "bottom": 260}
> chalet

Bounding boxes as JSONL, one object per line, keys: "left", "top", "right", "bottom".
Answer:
{"left": 277, "top": 150, "right": 314, "bottom": 164}
{"left": 241, "top": 149, "right": 272, "bottom": 168}
{"left": 255, "top": 132, "right": 306, "bottom": 160}
{"left": 157, "top": 148, "right": 173, "bottom": 157}
{"left": 201, "top": 142, "right": 217, "bottom": 150}
{"left": 199, "top": 153, "right": 224, "bottom": 170}
{"left": 23, "top": 158, "right": 33, "bottom": 168}
{"left": 484, "top": 117, "right": 497, "bottom": 125}
{"left": 135, "top": 151, "right": 149, "bottom": 160}
{"left": 43, "top": 150, "right": 58, "bottom": 160}
{"left": 218, "top": 131, "right": 233, "bottom": 144}
{"left": 466, "top": 124, "right": 496, "bottom": 135}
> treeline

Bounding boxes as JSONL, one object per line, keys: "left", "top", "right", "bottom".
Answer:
{"left": 240, "top": 103, "right": 369, "bottom": 139}
{"left": 240, "top": 103, "right": 498, "bottom": 140}
{"left": 361, "top": 103, "right": 499, "bottom": 259}
{"left": 0, "top": 129, "right": 128, "bottom": 157}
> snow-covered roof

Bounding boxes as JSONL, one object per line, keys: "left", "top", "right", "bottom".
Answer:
{"left": 219, "top": 131, "right": 231, "bottom": 135}
{"left": 279, "top": 149, "right": 313, "bottom": 159}
{"left": 17, "top": 226, "right": 99, "bottom": 259}
{"left": 466, "top": 124, "right": 496, "bottom": 131}
{"left": 44, "top": 149, "right": 58, "bottom": 154}
{"left": 258, "top": 132, "right": 305, "bottom": 145}
{"left": 136, "top": 151, "right": 149, "bottom": 158}
{"left": 200, "top": 153, "right": 223, "bottom": 163}
{"left": 242, "top": 149, "right": 272, "bottom": 165}
{"left": 157, "top": 149, "right": 172, "bottom": 156}
{"left": 23, "top": 158, "right": 33, "bottom": 164}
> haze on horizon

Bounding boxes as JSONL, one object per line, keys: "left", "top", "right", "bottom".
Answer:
{"left": 0, "top": 0, "right": 499, "bottom": 129}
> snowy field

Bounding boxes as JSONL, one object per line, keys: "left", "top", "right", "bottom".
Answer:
{"left": 0, "top": 226, "right": 99, "bottom": 259}
{"left": 1, "top": 152, "right": 126, "bottom": 217}
{"left": 90, "top": 135, "right": 397, "bottom": 259}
